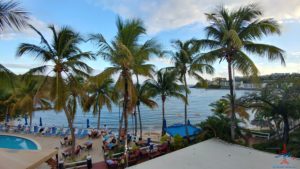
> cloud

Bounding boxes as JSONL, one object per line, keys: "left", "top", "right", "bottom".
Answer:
{"left": 0, "top": 17, "right": 50, "bottom": 40}
{"left": 90, "top": 0, "right": 300, "bottom": 34}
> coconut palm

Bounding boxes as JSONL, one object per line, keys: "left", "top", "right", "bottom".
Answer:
{"left": 7, "top": 79, "right": 51, "bottom": 126}
{"left": 242, "top": 82, "right": 300, "bottom": 145}
{"left": 0, "top": 0, "right": 29, "bottom": 88}
{"left": 132, "top": 40, "right": 160, "bottom": 137}
{"left": 135, "top": 82, "right": 158, "bottom": 138}
{"left": 170, "top": 40, "right": 214, "bottom": 140}
{"left": 145, "top": 69, "right": 186, "bottom": 135}
{"left": 16, "top": 25, "right": 94, "bottom": 156}
{"left": 89, "top": 16, "right": 146, "bottom": 166}
{"left": 83, "top": 77, "right": 116, "bottom": 130}
{"left": 197, "top": 4, "right": 285, "bottom": 140}
{"left": 210, "top": 94, "right": 249, "bottom": 120}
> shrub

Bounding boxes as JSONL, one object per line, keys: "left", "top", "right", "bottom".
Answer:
{"left": 160, "top": 134, "right": 170, "bottom": 143}
{"left": 172, "top": 134, "right": 187, "bottom": 150}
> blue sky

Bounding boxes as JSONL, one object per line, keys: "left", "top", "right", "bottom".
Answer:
{"left": 1, "top": 0, "right": 300, "bottom": 84}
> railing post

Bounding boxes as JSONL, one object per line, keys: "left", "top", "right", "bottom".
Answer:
{"left": 87, "top": 155, "right": 92, "bottom": 169}
{"left": 58, "top": 159, "right": 64, "bottom": 169}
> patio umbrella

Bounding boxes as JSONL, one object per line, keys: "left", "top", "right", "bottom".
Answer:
{"left": 39, "top": 117, "right": 42, "bottom": 126}
{"left": 187, "top": 119, "right": 191, "bottom": 125}
{"left": 87, "top": 118, "right": 90, "bottom": 128}
{"left": 24, "top": 115, "right": 28, "bottom": 125}
{"left": 163, "top": 118, "right": 167, "bottom": 130}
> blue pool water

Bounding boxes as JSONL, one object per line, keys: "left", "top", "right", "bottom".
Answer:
{"left": 0, "top": 135, "right": 38, "bottom": 150}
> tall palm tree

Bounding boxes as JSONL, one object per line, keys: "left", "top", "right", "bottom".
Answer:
{"left": 83, "top": 77, "right": 115, "bottom": 129}
{"left": 0, "top": 0, "right": 29, "bottom": 88}
{"left": 135, "top": 82, "right": 158, "bottom": 138}
{"left": 132, "top": 40, "right": 160, "bottom": 137}
{"left": 16, "top": 25, "right": 94, "bottom": 156}
{"left": 145, "top": 69, "right": 185, "bottom": 135}
{"left": 197, "top": 4, "right": 285, "bottom": 140}
{"left": 170, "top": 40, "right": 214, "bottom": 140}
{"left": 89, "top": 16, "right": 145, "bottom": 166}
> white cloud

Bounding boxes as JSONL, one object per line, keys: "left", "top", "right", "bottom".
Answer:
{"left": 90, "top": 0, "right": 300, "bottom": 34}
{"left": 0, "top": 17, "right": 50, "bottom": 40}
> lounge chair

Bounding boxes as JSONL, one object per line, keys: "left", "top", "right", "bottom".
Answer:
{"left": 51, "top": 127, "right": 57, "bottom": 136}
{"left": 33, "top": 126, "right": 39, "bottom": 135}
{"left": 60, "top": 128, "right": 70, "bottom": 137}
{"left": 56, "top": 128, "right": 63, "bottom": 136}
{"left": 75, "top": 129, "right": 82, "bottom": 138}
{"left": 78, "top": 129, "right": 88, "bottom": 139}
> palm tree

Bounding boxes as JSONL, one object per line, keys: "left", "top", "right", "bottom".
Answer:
{"left": 197, "top": 4, "right": 285, "bottom": 140}
{"left": 83, "top": 77, "right": 115, "bottom": 130}
{"left": 16, "top": 25, "right": 94, "bottom": 156}
{"left": 135, "top": 82, "right": 158, "bottom": 138}
{"left": 242, "top": 82, "right": 300, "bottom": 145}
{"left": 8, "top": 79, "right": 51, "bottom": 126}
{"left": 132, "top": 40, "right": 160, "bottom": 137}
{"left": 170, "top": 40, "right": 214, "bottom": 140}
{"left": 89, "top": 16, "right": 146, "bottom": 166}
{"left": 0, "top": 0, "right": 29, "bottom": 88}
{"left": 210, "top": 94, "right": 249, "bottom": 121}
{"left": 145, "top": 69, "right": 185, "bottom": 135}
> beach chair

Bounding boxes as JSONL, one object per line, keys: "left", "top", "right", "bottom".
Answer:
{"left": 51, "top": 127, "right": 57, "bottom": 136}
{"left": 33, "top": 126, "right": 39, "bottom": 135}
{"left": 75, "top": 129, "right": 83, "bottom": 138}
{"left": 56, "top": 128, "right": 63, "bottom": 136}
{"left": 42, "top": 127, "right": 49, "bottom": 135}
{"left": 61, "top": 128, "right": 70, "bottom": 137}
{"left": 59, "top": 128, "right": 68, "bottom": 137}
{"left": 78, "top": 129, "right": 89, "bottom": 139}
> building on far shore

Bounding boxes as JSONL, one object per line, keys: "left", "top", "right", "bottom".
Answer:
{"left": 196, "top": 73, "right": 300, "bottom": 90}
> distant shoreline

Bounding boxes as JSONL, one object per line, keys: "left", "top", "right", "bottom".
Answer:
{"left": 190, "top": 87, "right": 260, "bottom": 91}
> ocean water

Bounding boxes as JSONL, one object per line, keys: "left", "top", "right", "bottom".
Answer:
{"left": 29, "top": 89, "right": 252, "bottom": 130}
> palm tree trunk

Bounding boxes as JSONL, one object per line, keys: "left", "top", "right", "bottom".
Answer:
{"left": 135, "top": 74, "right": 143, "bottom": 139}
{"left": 183, "top": 74, "right": 190, "bottom": 141}
{"left": 137, "top": 102, "right": 142, "bottom": 139}
{"left": 227, "top": 59, "right": 236, "bottom": 141}
{"left": 122, "top": 70, "right": 129, "bottom": 167}
{"left": 282, "top": 114, "right": 290, "bottom": 145}
{"left": 97, "top": 109, "right": 101, "bottom": 130}
{"left": 64, "top": 107, "right": 76, "bottom": 157}
{"left": 162, "top": 95, "right": 166, "bottom": 136}
{"left": 118, "top": 108, "right": 123, "bottom": 141}
{"left": 134, "top": 107, "right": 137, "bottom": 136}
{"left": 29, "top": 112, "right": 32, "bottom": 127}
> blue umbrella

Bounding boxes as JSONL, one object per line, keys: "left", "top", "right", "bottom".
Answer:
{"left": 163, "top": 118, "right": 167, "bottom": 130}
{"left": 5, "top": 114, "right": 9, "bottom": 123}
{"left": 87, "top": 118, "right": 90, "bottom": 128}
{"left": 187, "top": 119, "right": 191, "bottom": 125}
{"left": 24, "top": 115, "right": 28, "bottom": 125}
{"left": 39, "top": 117, "right": 42, "bottom": 126}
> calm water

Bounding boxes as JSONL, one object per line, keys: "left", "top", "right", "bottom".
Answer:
{"left": 29, "top": 89, "right": 252, "bottom": 130}
{"left": 0, "top": 135, "right": 38, "bottom": 150}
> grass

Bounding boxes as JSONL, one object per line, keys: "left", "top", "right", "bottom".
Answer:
{"left": 252, "top": 128, "right": 300, "bottom": 157}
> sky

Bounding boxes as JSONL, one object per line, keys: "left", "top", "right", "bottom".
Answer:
{"left": 1, "top": 0, "right": 300, "bottom": 84}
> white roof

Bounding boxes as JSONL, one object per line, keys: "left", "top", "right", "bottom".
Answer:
{"left": 127, "top": 138, "right": 300, "bottom": 169}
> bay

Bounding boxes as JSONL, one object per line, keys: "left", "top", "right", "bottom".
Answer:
{"left": 29, "top": 89, "right": 252, "bottom": 130}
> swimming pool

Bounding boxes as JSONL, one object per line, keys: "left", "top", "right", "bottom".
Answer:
{"left": 0, "top": 135, "right": 39, "bottom": 150}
